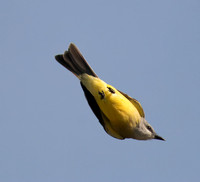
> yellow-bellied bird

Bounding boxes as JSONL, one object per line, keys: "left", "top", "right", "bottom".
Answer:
{"left": 55, "top": 43, "right": 164, "bottom": 141}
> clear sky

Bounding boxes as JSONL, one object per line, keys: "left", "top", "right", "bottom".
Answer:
{"left": 0, "top": 0, "right": 200, "bottom": 181}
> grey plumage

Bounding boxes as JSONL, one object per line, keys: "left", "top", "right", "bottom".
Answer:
{"left": 55, "top": 43, "right": 97, "bottom": 77}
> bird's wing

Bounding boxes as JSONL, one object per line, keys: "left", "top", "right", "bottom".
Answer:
{"left": 118, "top": 90, "right": 145, "bottom": 118}
{"left": 80, "top": 82, "right": 104, "bottom": 127}
{"left": 80, "top": 82, "right": 124, "bottom": 139}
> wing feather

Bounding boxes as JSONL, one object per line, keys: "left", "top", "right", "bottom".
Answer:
{"left": 118, "top": 90, "right": 145, "bottom": 118}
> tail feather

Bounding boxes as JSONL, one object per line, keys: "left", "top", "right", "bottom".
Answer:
{"left": 55, "top": 54, "right": 78, "bottom": 76}
{"left": 55, "top": 43, "right": 98, "bottom": 78}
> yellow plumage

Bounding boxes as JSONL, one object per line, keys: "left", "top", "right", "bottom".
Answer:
{"left": 55, "top": 43, "right": 165, "bottom": 141}
{"left": 81, "top": 74, "right": 141, "bottom": 139}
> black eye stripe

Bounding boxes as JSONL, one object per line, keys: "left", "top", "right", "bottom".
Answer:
{"left": 147, "top": 126, "right": 153, "bottom": 132}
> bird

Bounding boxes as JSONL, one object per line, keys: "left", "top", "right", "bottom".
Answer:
{"left": 55, "top": 43, "right": 165, "bottom": 141}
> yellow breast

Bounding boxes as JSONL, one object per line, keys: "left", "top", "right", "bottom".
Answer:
{"left": 80, "top": 74, "right": 141, "bottom": 138}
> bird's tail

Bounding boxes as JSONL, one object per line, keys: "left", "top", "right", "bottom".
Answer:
{"left": 55, "top": 43, "right": 98, "bottom": 78}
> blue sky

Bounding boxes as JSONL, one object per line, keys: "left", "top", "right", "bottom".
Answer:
{"left": 0, "top": 0, "right": 200, "bottom": 181}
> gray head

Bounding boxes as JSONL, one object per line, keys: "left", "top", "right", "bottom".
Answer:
{"left": 133, "top": 118, "right": 165, "bottom": 141}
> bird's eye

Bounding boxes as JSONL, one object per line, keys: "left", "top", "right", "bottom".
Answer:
{"left": 147, "top": 125, "right": 153, "bottom": 132}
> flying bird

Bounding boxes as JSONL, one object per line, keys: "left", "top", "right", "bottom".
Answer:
{"left": 55, "top": 43, "right": 164, "bottom": 141}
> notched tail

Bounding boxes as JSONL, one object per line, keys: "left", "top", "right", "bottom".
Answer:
{"left": 55, "top": 43, "right": 98, "bottom": 78}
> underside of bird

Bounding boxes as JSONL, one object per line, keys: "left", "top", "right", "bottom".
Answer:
{"left": 55, "top": 43, "right": 165, "bottom": 141}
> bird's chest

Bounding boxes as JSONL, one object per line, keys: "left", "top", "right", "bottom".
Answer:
{"left": 81, "top": 74, "right": 140, "bottom": 129}
{"left": 92, "top": 83, "right": 140, "bottom": 126}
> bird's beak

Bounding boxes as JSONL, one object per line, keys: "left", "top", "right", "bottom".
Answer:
{"left": 154, "top": 134, "right": 165, "bottom": 141}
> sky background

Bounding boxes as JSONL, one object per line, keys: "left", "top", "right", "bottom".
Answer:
{"left": 0, "top": 0, "right": 200, "bottom": 181}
